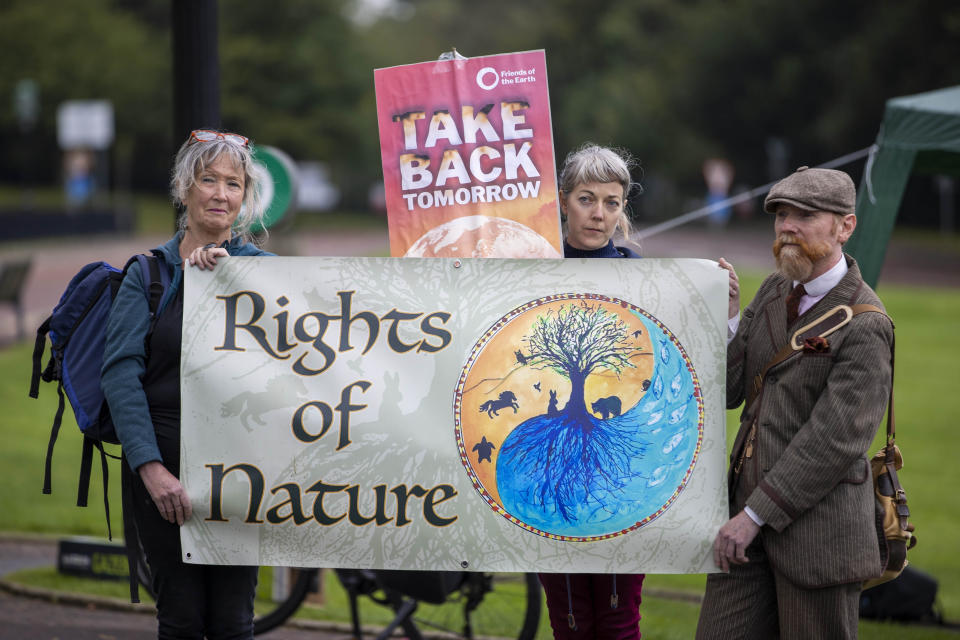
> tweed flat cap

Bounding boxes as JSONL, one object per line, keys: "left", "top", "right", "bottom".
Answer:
{"left": 764, "top": 166, "right": 856, "bottom": 215}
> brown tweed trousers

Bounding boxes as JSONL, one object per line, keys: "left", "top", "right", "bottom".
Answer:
{"left": 698, "top": 256, "right": 893, "bottom": 638}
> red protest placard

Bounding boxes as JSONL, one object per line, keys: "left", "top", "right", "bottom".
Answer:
{"left": 374, "top": 50, "right": 561, "bottom": 258}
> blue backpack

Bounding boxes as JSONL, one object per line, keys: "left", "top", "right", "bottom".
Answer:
{"left": 29, "top": 252, "right": 170, "bottom": 540}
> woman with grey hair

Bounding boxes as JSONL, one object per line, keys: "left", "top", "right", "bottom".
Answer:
{"left": 102, "top": 129, "right": 272, "bottom": 639}
{"left": 559, "top": 143, "right": 641, "bottom": 259}
{"left": 539, "top": 142, "right": 646, "bottom": 639}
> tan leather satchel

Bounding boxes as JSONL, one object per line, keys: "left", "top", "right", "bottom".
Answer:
{"left": 733, "top": 304, "right": 915, "bottom": 588}
{"left": 863, "top": 338, "right": 917, "bottom": 590}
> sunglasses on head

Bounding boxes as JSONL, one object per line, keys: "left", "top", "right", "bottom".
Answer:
{"left": 189, "top": 129, "right": 249, "bottom": 147}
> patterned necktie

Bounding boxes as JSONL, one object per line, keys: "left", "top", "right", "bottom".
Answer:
{"left": 786, "top": 283, "right": 807, "bottom": 326}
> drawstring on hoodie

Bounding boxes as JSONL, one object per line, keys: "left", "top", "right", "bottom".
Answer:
{"left": 565, "top": 574, "right": 621, "bottom": 629}
{"left": 566, "top": 574, "right": 577, "bottom": 629}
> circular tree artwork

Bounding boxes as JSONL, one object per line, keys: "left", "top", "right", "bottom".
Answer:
{"left": 454, "top": 294, "right": 703, "bottom": 540}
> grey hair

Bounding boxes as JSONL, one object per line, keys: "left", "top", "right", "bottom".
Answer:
{"left": 559, "top": 143, "right": 641, "bottom": 242}
{"left": 170, "top": 134, "right": 268, "bottom": 240}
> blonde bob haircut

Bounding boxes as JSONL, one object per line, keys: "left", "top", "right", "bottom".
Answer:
{"left": 558, "top": 143, "right": 641, "bottom": 243}
{"left": 170, "top": 133, "right": 268, "bottom": 240}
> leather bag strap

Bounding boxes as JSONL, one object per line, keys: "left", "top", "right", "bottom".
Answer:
{"left": 733, "top": 303, "right": 892, "bottom": 489}
{"left": 745, "top": 304, "right": 886, "bottom": 410}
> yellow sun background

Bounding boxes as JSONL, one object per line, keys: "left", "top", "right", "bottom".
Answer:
{"left": 458, "top": 299, "right": 656, "bottom": 506}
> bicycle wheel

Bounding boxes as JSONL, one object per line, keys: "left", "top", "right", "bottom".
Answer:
{"left": 409, "top": 572, "right": 542, "bottom": 640}
{"left": 127, "top": 532, "right": 314, "bottom": 636}
{"left": 252, "top": 567, "right": 316, "bottom": 635}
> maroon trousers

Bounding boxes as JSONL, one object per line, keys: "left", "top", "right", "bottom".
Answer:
{"left": 538, "top": 573, "right": 645, "bottom": 639}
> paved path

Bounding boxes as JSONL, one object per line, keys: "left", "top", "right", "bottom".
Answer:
{"left": 0, "top": 537, "right": 353, "bottom": 639}
{"left": 2, "top": 222, "right": 956, "bottom": 344}
{"left": 0, "top": 227, "right": 391, "bottom": 344}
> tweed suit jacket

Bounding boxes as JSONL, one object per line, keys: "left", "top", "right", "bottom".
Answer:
{"left": 727, "top": 255, "right": 893, "bottom": 588}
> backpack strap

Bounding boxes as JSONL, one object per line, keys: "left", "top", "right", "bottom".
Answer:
{"left": 41, "top": 378, "right": 67, "bottom": 496}
{"left": 29, "top": 316, "right": 52, "bottom": 399}
{"left": 879, "top": 330, "right": 910, "bottom": 535}
{"left": 76, "top": 436, "right": 116, "bottom": 540}
{"left": 117, "top": 252, "right": 169, "bottom": 602}
{"left": 121, "top": 454, "right": 142, "bottom": 603}
{"left": 745, "top": 304, "right": 886, "bottom": 409}
{"left": 136, "top": 252, "right": 166, "bottom": 315}
{"left": 131, "top": 253, "right": 169, "bottom": 360}
{"left": 122, "top": 252, "right": 168, "bottom": 316}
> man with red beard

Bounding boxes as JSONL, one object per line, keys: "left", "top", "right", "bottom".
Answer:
{"left": 697, "top": 167, "right": 894, "bottom": 639}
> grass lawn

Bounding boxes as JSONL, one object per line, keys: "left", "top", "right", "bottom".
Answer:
{"left": 8, "top": 564, "right": 957, "bottom": 639}
{"left": 644, "top": 270, "right": 960, "bottom": 621}
{"left": 1, "top": 266, "right": 958, "bottom": 636}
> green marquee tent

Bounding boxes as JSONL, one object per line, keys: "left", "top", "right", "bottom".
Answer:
{"left": 846, "top": 85, "right": 960, "bottom": 287}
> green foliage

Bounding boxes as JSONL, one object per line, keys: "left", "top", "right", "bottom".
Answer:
{"left": 0, "top": 0, "right": 171, "bottom": 185}
{"left": 3, "top": 0, "right": 959, "bottom": 211}
{"left": 1, "top": 341, "right": 124, "bottom": 537}
{"left": 218, "top": 0, "right": 379, "bottom": 204}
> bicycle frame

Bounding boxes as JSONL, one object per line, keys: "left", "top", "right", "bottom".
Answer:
{"left": 130, "top": 528, "right": 539, "bottom": 639}
{"left": 335, "top": 569, "right": 541, "bottom": 640}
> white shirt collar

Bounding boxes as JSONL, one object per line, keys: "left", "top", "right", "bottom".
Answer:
{"left": 795, "top": 254, "right": 847, "bottom": 298}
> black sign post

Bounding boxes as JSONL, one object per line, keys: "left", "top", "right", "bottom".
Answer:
{"left": 171, "top": 0, "right": 221, "bottom": 226}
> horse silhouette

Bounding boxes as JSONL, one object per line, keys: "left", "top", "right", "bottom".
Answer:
{"left": 591, "top": 395, "right": 622, "bottom": 420}
{"left": 479, "top": 390, "right": 519, "bottom": 418}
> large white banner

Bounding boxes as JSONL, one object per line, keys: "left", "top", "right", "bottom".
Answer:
{"left": 180, "top": 257, "right": 729, "bottom": 574}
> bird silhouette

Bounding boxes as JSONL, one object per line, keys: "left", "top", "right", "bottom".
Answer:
{"left": 515, "top": 350, "right": 528, "bottom": 365}
{"left": 533, "top": 382, "right": 541, "bottom": 391}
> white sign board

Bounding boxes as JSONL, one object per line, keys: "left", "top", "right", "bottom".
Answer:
{"left": 180, "top": 257, "right": 729, "bottom": 574}
{"left": 57, "top": 100, "right": 114, "bottom": 150}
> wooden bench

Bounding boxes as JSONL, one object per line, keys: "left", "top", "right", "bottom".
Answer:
{"left": 0, "top": 258, "right": 32, "bottom": 341}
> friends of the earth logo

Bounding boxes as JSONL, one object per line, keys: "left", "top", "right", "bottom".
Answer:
{"left": 454, "top": 294, "right": 703, "bottom": 541}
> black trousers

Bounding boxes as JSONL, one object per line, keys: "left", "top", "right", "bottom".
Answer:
{"left": 128, "top": 463, "right": 258, "bottom": 640}
{"left": 130, "top": 281, "right": 258, "bottom": 639}
{"left": 125, "top": 410, "right": 258, "bottom": 640}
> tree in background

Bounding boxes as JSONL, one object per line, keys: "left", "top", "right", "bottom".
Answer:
{"left": 218, "top": 0, "right": 378, "bottom": 207}
{"left": 1, "top": 0, "right": 959, "bottom": 217}
{"left": 362, "top": 0, "right": 960, "bottom": 218}
{"left": 0, "top": 0, "right": 169, "bottom": 191}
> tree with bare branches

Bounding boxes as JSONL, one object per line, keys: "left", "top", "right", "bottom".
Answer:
{"left": 523, "top": 301, "right": 639, "bottom": 421}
